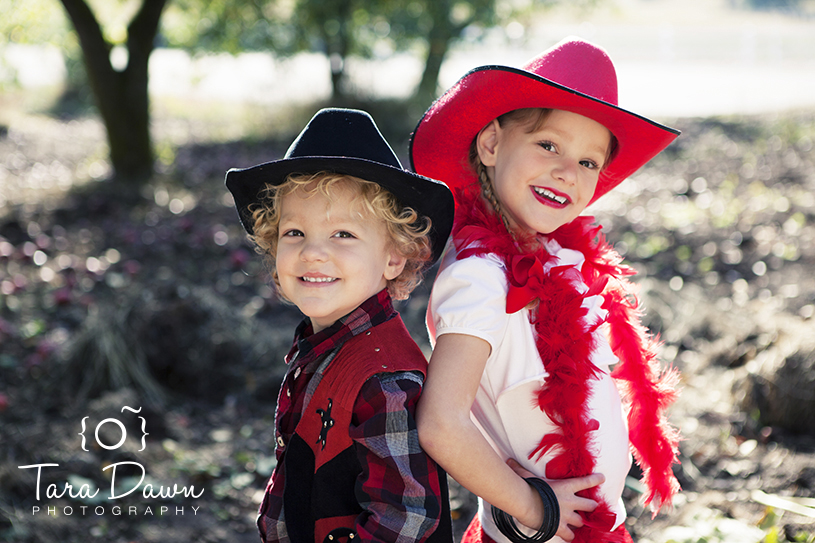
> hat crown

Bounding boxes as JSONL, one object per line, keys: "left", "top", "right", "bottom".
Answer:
{"left": 523, "top": 37, "right": 618, "bottom": 106}
{"left": 285, "top": 108, "right": 404, "bottom": 169}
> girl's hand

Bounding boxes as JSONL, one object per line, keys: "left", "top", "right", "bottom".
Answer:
{"left": 506, "top": 458, "right": 605, "bottom": 542}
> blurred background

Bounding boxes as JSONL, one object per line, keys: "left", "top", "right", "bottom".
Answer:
{"left": 2, "top": 0, "right": 815, "bottom": 542}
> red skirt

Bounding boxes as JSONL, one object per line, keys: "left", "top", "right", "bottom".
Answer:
{"left": 461, "top": 514, "right": 634, "bottom": 543}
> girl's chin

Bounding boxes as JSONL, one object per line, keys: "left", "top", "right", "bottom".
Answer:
{"left": 512, "top": 219, "right": 570, "bottom": 237}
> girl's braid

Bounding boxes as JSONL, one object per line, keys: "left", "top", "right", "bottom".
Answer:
{"left": 477, "top": 161, "right": 514, "bottom": 237}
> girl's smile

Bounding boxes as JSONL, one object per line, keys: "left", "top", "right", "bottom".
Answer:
{"left": 531, "top": 185, "right": 570, "bottom": 208}
{"left": 477, "top": 109, "right": 612, "bottom": 236}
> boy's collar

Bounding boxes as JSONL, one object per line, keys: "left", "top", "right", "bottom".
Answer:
{"left": 290, "top": 289, "right": 395, "bottom": 364}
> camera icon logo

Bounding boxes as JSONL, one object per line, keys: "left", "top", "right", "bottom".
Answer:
{"left": 78, "top": 405, "right": 149, "bottom": 452}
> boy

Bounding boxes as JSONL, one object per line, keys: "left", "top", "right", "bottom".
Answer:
{"left": 225, "top": 108, "right": 455, "bottom": 543}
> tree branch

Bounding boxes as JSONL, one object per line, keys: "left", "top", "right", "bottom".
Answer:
{"left": 128, "top": 0, "right": 169, "bottom": 65}
{"left": 58, "top": 0, "right": 112, "bottom": 80}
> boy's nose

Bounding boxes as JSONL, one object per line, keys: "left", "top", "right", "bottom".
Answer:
{"left": 300, "top": 240, "right": 329, "bottom": 262}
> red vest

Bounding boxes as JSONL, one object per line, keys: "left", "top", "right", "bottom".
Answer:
{"left": 259, "top": 316, "right": 453, "bottom": 543}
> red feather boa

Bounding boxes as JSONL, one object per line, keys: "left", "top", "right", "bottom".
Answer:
{"left": 451, "top": 187, "right": 680, "bottom": 542}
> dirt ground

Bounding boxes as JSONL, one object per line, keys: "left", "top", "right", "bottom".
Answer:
{"left": 2, "top": 107, "right": 815, "bottom": 542}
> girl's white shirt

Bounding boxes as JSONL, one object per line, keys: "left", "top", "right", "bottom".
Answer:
{"left": 427, "top": 237, "right": 631, "bottom": 543}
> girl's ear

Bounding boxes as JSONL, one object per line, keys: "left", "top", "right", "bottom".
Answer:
{"left": 476, "top": 119, "right": 501, "bottom": 167}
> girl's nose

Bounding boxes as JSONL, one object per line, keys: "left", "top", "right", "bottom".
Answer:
{"left": 553, "top": 159, "right": 578, "bottom": 185}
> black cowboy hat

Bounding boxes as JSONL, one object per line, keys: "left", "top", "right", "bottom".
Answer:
{"left": 226, "top": 108, "right": 454, "bottom": 263}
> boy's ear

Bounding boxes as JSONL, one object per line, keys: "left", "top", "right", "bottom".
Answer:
{"left": 476, "top": 119, "right": 501, "bottom": 167}
{"left": 384, "top": 250, "right": 407, "bottom": 281}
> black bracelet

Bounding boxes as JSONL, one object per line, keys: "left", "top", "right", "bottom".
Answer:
{"left": 491, "top": 477, "right": 560, "bottom": 543}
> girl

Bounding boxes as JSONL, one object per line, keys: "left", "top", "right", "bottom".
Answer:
{"left": 409, "top": 38, "right": 682, "bottom": 543}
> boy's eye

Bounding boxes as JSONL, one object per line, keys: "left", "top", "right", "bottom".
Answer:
{"left": 580, "top": 159, "right": 600, "bottom": 170}
{"left": 282, "top": 229, "right": 304, "bottom": 237}
{"left": 333, "top": 231, "right": 355, "bottom": 239}
{"left": 538, "top": 141, "right": 556, "bottom": 152}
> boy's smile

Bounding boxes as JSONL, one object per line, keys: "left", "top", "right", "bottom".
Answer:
{"left": 275, "top": 180, "right": 406, "bottom": 332}
{"left": 478, "top": 109, "right": 612, "bottom": 235}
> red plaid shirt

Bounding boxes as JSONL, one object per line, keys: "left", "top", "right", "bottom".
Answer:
{"left": 262, "top": 289, "right": 445, "bottom": 543}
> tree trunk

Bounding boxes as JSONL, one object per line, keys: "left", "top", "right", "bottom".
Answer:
{"left": 325, "top": 0, "right": 354, "bottom": 102}
{"left": 329, "top": 53, "right": 346, "bottom": 101}
{"left": 416, "top": 34, "right": 450, "bottom": 109}
{"left": 59, "top": 0, "right": 167, "bottom": 184}
{"left": 415, "top": 0, "right": 456, "bottom": 109}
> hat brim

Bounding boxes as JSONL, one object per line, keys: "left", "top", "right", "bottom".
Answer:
{"left": 410, "top": 65, "right": 679, "bottom": 205}
{"left": 225, "top": 156, "right": 454, "bottom": 264}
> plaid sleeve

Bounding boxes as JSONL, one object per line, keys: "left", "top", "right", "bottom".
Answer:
{"left": 349, "top": 371, "right": 445, "bottom": 543}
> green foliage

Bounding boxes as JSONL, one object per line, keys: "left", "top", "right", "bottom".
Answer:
{"left": 162, "top": 0, "right": 433, "bottom": 57}
{"left": 162, "top": 0, "right": 293, "bottom": 53}
{"left": 20, "top": 319, "right": 47, "bottom": 339}
{"left": 2, "top": 0, "right": 92, "bottom": 112}
{"left": 756, "top": 508, "right": 815, "bottom": 543}
{"left": 159, "top": 0, "right": 505, "bottom": 100}
{"left": 0, "top": 0, "right": 72, "bottom": 46}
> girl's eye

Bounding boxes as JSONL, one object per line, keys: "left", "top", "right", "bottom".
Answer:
{"left": 333, "top": 231, "right": 355, "bottom": 239}
{"left": 580, "top": 159, "right": 600, "bottom": 170}
{"left": 282, "top": 229, "right": 304, "bottom": 237}
{"left": 538, "top": 141, "right": 556, "bottom": 153}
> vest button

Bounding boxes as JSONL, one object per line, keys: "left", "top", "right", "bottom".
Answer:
{"left": 374, "top": 347, "right": 380, "bottom": 352}
{"left": 277, "top": 436, "right": 285, "bottom": 448}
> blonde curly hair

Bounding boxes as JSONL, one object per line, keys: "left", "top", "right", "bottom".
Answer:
{"left": 248, "top": 172, "right": 433, "bottom": 301}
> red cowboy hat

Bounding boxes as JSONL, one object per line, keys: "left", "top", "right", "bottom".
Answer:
{"left": 409, "top": 37, "right": 679, "bottom": 206}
